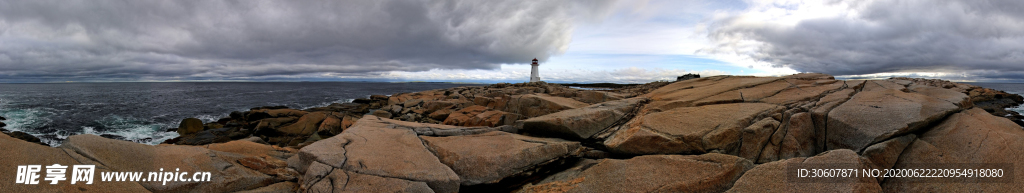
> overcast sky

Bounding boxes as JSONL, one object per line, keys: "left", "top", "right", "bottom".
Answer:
{"left": 1, "top": 0, "right": 1023, "bottom": 83}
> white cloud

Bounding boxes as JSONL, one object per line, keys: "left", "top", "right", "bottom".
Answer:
{"left": 703, "top": 0, "right": 1024, "bottom": 80}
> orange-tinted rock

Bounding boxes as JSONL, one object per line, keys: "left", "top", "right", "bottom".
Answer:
{"left": 726, "top": 149, "right": 881, "bottom": 192}
{"left": 463, "top": 110, "right": 517, "bottom": 127}
{"left": 862, "top": 134, "right": 916, "bottom": 175}
{"left": 738, "top": 118, "right": 780, "bottom": 161}
{"left": 907, "top": 84, "right": 971, "bottom": 108}
{"left": 604, "top": 103, "right": 784, "bottom": 155}
{"left": 739, "top": 80, "right": 793, "bottom": 102}
{"left": 429, "top": 108, "right": 454, "bottom": 121}
{"left": 883, "top": 108, "right": 1024, "bottom": 192}
{"left": 421, "top": 131, "right": 581, "bottom": 185}
{"left": 694, "top": 90, "right": 743, "bottom": 106}
{"left": 827, "top": 87, "right": 960, "bottom": 151}
{"left": 522, "top": 98, "right": 648, "bottom": 140}
{"left": 296, "top": 115, "right": 461, "bottom": 193}
{"left": 505, "top": 94, "right": 588, "bottom": 117}
{"left": 0, "top": 134, "right": 150, "bottom": 192}
{"left": 316, "top": 112, "right": 344, "bottom": 136}
{"left": 574, "top": 90, "right": 625, "bottom": 104}
{"left": 206, "top": 140, "right": 295, "bottom": 160}
{"left": 783, "top": 73, "right": 835, "bottom": 80}
{"left": 778, "top": 112, "right": 816, "bottom": 159}
{"left": 275, "top": 112, "right": 327, "bottom": 136}
{"left": 443, "top": 105, "right": 488, "bottom": 126}
{"left": 521, "top": 153, "right": 752, "bottom": 193}
{"left": 59, "top": 134, "right": 275, "bottom": 192}
{"left": 305, "top": 169, "right": 433, "bottom": 192}
{"left": 235, "top": 181, "right": 298, "bottom": 193}
{"left": 644, "top": 76, "right": 780, "bottom": 111}
{"left": 423, "top": 101, "right": 456, "bottom": 114}
{"left": 371, "top": 109, "right": 392, "bottom": 119}
{"left": 759, "top": 80, "right": 845, "bottom": 105}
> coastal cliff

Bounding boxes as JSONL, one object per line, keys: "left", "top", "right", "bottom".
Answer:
{"left": 3, "top": 73, "right": 1024, "bottom": 192}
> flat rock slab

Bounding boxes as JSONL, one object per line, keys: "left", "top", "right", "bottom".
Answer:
{"left": 59, "top": 134, "right": 275, "bottom": 192}
{"left": 520, "top": 153, "right": 753, "bottom": 193}
{"left": 0, "top": 134, "right": 150, "bottom": 192}
{"left": 421, "top": 131, "right": 581, "bottom": 186}
{"left": 645, "top": 76, "right": 781, "bottom": 111}
{"left": 506, "top": 94, "right": 589, "bottom": 117}
{"left": 759, "top": 80, "right": 845, "bottom": 105}
{"left": 521, "top": 98, "right": 648, "bottom": 140}
{"left": 604, "top": 103, "right": 784, "bottom": 155}
{"left": 339, "top": 116, "right": 461, "bottom": 192}
{"left": 296, "top": 115, "right": 460, "bottom": 193}
{"left": 883, "top": 108, "right": 1024, "bottom": 192}
{"left": 726, "top": 149, "right": 881, "bottom": 193}
{"left": 305, "top": 167, "right": 434, "bottom": 193}
{"left": 827, "top": 88, "right": 961, "bottom": 151}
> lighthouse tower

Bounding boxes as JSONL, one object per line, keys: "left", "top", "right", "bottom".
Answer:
{"left": 530, "top": 58, "right": 541, "bottom": 82}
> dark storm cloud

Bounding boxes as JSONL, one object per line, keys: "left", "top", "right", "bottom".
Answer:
{"left": 0, "top": 0, "right": 616, "bottom": 81}
{"left": 704, "top": 0, "right": 1024, "bottom": 81}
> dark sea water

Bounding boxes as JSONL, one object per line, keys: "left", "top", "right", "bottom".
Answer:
{"left": 0, "top": 82, "right": 479, "bottom": 146}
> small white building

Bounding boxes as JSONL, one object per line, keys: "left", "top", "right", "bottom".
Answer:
{"left": 530, "top": 58, "right": 541, "bottom": 82}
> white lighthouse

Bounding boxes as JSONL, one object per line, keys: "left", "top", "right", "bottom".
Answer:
{"left": 530, "top": 58, "right": 541, "bottom": 82}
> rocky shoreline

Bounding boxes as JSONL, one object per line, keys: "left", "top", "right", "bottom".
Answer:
{"left": 3, "top": 73, "right": 1024, "bottom": 192}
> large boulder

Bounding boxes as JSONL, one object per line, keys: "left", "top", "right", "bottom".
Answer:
{"left": 777, "top": 112, "right": 816, "bottom": 159}
{"left": 603, "top": 103, "right": 784, "bottom": 155}
{"left": 295, "top": 115, "right": 460, "bottom": 193}
{"left": 207, "top": 140, "right": 300, "bottom": 181}
{"left": 827, "top": 85, "right": 961, "bottom": 151}
{"left": 519, "top": 153, "right": 753, "bottom": 193}
{"left": 521, "top": 98, "right": 648, "bottom": 140}
{"left": 573, "top": 90, "right": 625, "bottom": 104}
{"left": 907, "top": 84, "right": 971, "bottom": 108}
{"left": 726, "top": 149, "right": 881, "bottom": 192}
{"left": 254, "top": 117, "right": 298, "bottom": 133}
{"left": 420, "top": 131, "right": 581, "bottom": 186}
{"left": 5, "top": 131, "right": 47, "bottom": 146}
{"left": 177, "top": 117, "right": 205, "bottom": 135}
{"left": 274, "top": 112, "right": 327, "bottom": 136}
{"left": 443, "top": 105, "right": 488, "bottom": 126}
{"left": 738, "top": 118, "right": 780, "bottom": 161}
{"left": 505, "top": 94, "right": 589, "bottom": 117}
{"left": 462, "top": 110, "right": 519, "bottom": 127}
{"left": 861, "top": 134, "right": 916, "bottom": 174}
{"left": 59, "top": 134, "right": 276, "bottom": 192}
{"left": 423, "top": 100, "right": 455, "bottom": 112}
{"left": 883, "top": 108, "right": 1024, "bottom": 192}
{"left": 316, "top": 112, "right": 345, "bottom": 136}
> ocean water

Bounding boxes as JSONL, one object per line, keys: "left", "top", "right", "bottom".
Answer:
{"left": 0, "top": 82, "right": 479, "bottom": 146}
{"left": 965, "top": 83, "right": 1024, "bottom": 115}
